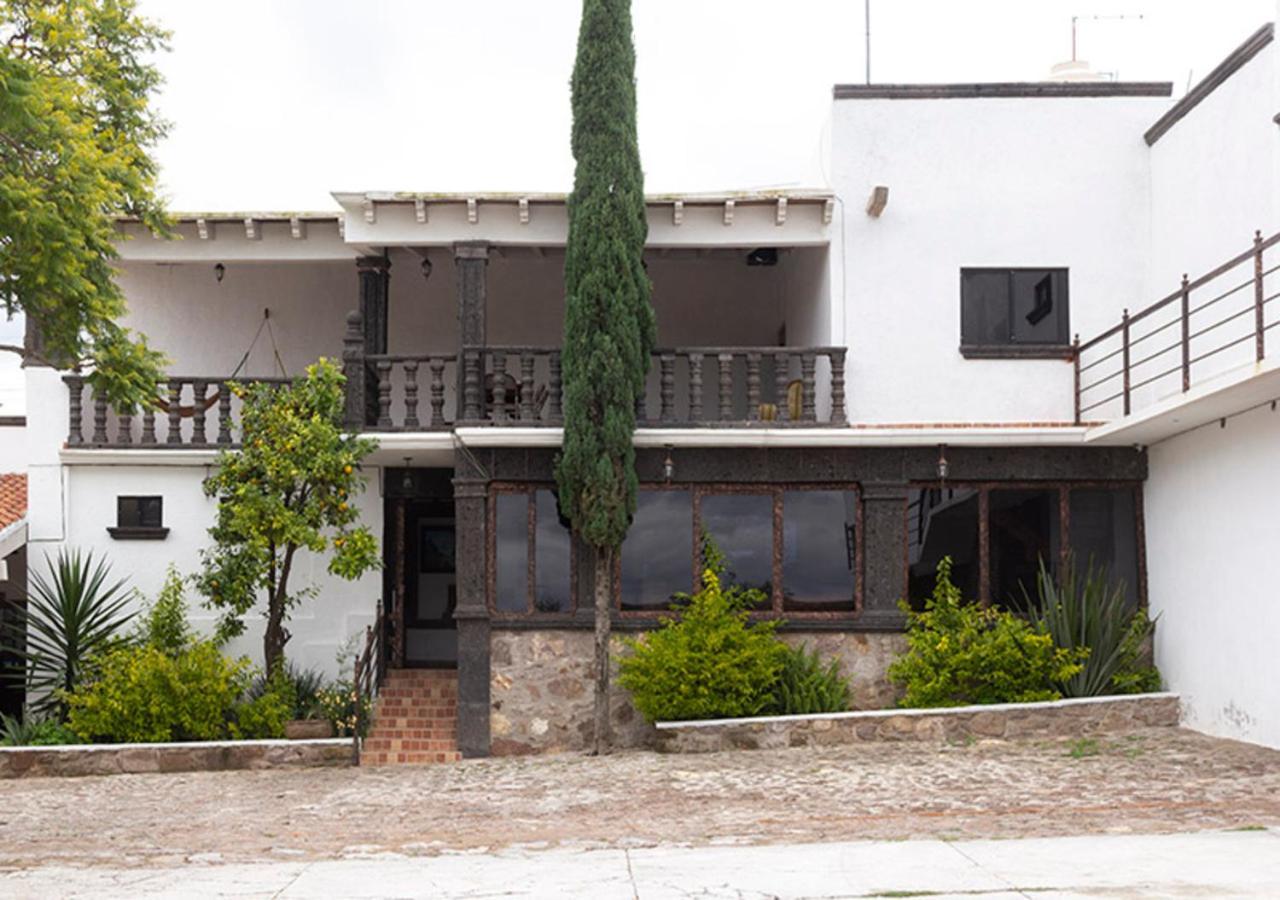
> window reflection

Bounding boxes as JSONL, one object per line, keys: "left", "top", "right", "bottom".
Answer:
{"left": 907, "top": 487, "right": 980, "bottom": 608}
{"left": 1069, "top": 488, "right": 1139, "bottom": 608}
{"left": 700, "top": 492, "right": 774, "bottom": 605}
{"left": 494, "top": 492, "right": 528, "bottom": 613}
{"left": 620, "top": 490, "right": 692, "bottom": 611}
{"left": 534, "top": 490, "right": 572, "bottom": 613}
{"left": 782, "top": 491, "right": 856, "bottom": 611}
{"left": 990, "top": 489, "right": 1060, "bottom": 611}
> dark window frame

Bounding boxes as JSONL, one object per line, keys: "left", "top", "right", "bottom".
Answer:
{"left": 903, "top": 480, "right": 1145, "bottom": 608}
{"left": 108, "top": 495, "right": 168, "bottom": 540}
{"left": 486, "top": 483, "right": 577, "bottom": 618}
{"left": 616, "top": 483, "right": 864, "bottom": 620}
{"left": 959, "top": 267, "right": 1073, "bottom": 359}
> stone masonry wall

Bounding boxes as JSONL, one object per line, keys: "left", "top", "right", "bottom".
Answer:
{"left": 489, "top": 629, "right": 908, "bottom": 756}
{"left": 0, "top": 738, "right": 353, "bottom": 779}
{"left": 657, "top": 694, "right": 1181, "bottom": 753}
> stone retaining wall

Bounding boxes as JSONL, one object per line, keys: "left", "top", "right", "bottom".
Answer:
{"left": 656, "top": 693, "right": 1181, "bottom": 753}
{"left": 0, "top": 738, "right": 353, "bottom": 779}
{"left": 489, "top": 629, "right": 906, "bottom": 755}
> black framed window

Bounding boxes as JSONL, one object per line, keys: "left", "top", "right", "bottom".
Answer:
{"left": 781, "top": 490, "right": 858, "bottom": 612}
{"left": 620, "top": 489, "right": 693, "bottom": 612}
{"left": 907, "top": 486, "right": 980, "bottom": 608}
{"left": 490, "top": 486, "right": 573, "bottom": 615}
{"left": 698, "top": 491, "right": 775, "bottom": 608}
{"left": 960, "top": 268, "right": 1070, "bottom": 356}
{"left": 109, "top": 496, "right": 167, "bottom": 540}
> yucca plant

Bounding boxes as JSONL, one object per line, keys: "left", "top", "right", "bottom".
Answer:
{"left": 1, "top": 550, "right": 137, "bottom": 715}
{"left": 770, "top": 643, "right": 852, "bottom": 715}
{"left": 1027, "top": 554, "right": 1157, "bottom": 698}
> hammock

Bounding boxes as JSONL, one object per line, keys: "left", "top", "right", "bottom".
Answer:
{"left": 153, "top": 309, "right": 288, "bottom": 417}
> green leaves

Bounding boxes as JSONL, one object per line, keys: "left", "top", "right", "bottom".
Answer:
{"left": 888, "top": 557, "right": 1087, "bottom": 708}
{"left": 195, "top": 359, "right": 380, "bottom": 671}
{"left": 769, "top": 643, "right": 852, "bottom": 715}
{"left": 0, "top": 0, "right": 170, "bottom": 407}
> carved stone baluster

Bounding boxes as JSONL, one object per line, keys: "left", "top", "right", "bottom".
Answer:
{"left": 519, "top": 352, "right": 536, "bottom": 421}
{"left": 658, "top": 353, "right": 676, "bottom": 423}
{"left": 65, "top": 375, "right": 84, "bottom": 446}
{"left": 801, "top": 352, "right": 817, "bottom": 422}
{"left": 166, "top": 379, "right": 183, "bottom": 444}
{"left": 376, "top": 360, "right": 393, "bottom": 428}
{"left": 429, "top": 359, "right": 446, "bottom": 427}
{"left": 547, "top": 351, "right": 563, "bottom": 424}
{"left": 92, "top": 389, "right": 109, "bottom": 445}
{"left": 342, "top": 311, "right": 367, "bottom": 429}
{"left": 688, "top": 353, "right": 703, "bottom": 423}
{"left": 635, "top": 383, "right": 646, "bottom": 424}
{"left": 216, "top": 382, "right": 232, "bottom": 444}
{"left": 462, "top": 350, "right": 483, "bottom": 422}
{"left": 829, "top": 348, "right": 848, "bottom": 425}
{"left": 774, "top": 351, "right": 790, "bottom": 423}
{"left": 491, "top": 352, "right": 508, "bottom": 423}
{"left": 141, "top": 387, "right": 158, "bottom": 444}
{"left": 117, "top": 408, "right": 133, "bottom": 445}
{"left": 718, "top": 353, "right": 734, "bottom": 421}
{"left": 403, "top": 361, "right": 420, "bottom": 429}
{"left": 746, "top": 352, "right": 761, "bottom": 423}
{"left": 191, "top": 379, "right": 208, "bottom": 444}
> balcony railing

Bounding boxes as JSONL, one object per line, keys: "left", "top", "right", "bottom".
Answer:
{"left": 63, "top": 374, "right": 291, "bottom": 448}
{"left": 1075, "top": 230, "right": 1280, "bottom": 423}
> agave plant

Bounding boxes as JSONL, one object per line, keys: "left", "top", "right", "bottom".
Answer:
{"left": 1027, "top": 555, "right": 1157, "bottom": 698}
{"left": 1, "top": 550, "right": 136, "bottom": 715}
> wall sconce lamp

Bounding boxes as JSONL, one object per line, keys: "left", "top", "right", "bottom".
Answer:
{"left": 420, "top": 254, "right": 433, "bottom": 281}
{"left": 214, "top": 262, "right": 225, "bottom": 283}
{"left": 662, "top": 445, "right": 675, "bottom": 483}
{"left": 936, "top": 443, "right": 949, "bottom": 481}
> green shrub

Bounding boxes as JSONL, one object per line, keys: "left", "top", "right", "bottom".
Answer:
{"left": 1027, "top": 556, "right": 1161, "bottom": 697}
{"left": 66, "top": 641, "right": 252, "bottom": 743}
{"left": 768, "top": 643, "right": 852, "bottom": 715}
{"left": 134, "top": 565, "right": 193, "bottom": 656}
{"left": 232, "top": 669, "right": 294, "bottom": 739}
{"left": 618, "top": 569, "right": 787, "bottom": 722}
{"left": 0, "top": 711, "right": 81, "bottom": 746}
{"left": 888, "top": 557, "right": 1086, "bottom": 708}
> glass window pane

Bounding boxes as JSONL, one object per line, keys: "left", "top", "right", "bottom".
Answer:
{"left": 1069, "top": 488, "right": 1139, "bottom": 608}
{"left": 961, "top": 270, "right": 1010, "bottom": 345}
{"left": 907, "top": 487, "right": 980, "bottom": 609}
{"left": 621, "top": 490, "right": 692, "bottom": 611}
{"left": 494, "top": 492, "right": 528, "bottom": 613}
{"left": 1011, "top": 270, "right": 1069, "bottom": 344}
{"left": 782, "top": 490, "right": 856, "bottom": 611}
{"left": 534, "top": 490, "right": 572, "bottom": 613}
{"left": 990, "top": 489, "right": 1061, "bottom": 611}
{"left": 700, "top": 492, "right": 774, "bottom": 605}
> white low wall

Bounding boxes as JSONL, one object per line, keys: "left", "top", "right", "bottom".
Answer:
{"left": 1146, "top": 402, "right": 1280, "bottom": 749}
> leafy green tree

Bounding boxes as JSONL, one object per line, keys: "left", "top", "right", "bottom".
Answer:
{"left": 0, "top": 0, "right": 170, "bottom": 407}
{"left": 554, "top": 0, "right": 655, "bottom": 754}
{"left": 195, "top": 359, "right": 380, "bottom": 674}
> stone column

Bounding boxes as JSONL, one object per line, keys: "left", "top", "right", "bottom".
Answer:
{"left": 357, "top": 255, "right": 391, "bottom": 356}
{"left": 860, "top": 482, "right": 910, "bottom": 630}
{"left": 453, "top": 467, "right": 490, "bottom": 758}
{"left": 454, "top": 242, "right": 489, "bottom": 422}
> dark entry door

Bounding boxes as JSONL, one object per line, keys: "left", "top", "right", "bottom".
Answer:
{"left": 403, "top": 499, "right": 457, "bottom": 667}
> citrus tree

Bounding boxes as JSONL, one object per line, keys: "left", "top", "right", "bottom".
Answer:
{"left": 196, "top": 359, "right": 379, "bottom": 673}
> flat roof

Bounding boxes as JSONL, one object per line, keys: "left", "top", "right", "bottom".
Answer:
{"left": 833, "top": 82, "right": 1173, "bottom": 100}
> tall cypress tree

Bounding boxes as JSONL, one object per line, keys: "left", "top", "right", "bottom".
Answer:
{"left": 556, "top": 0, "right": 654, "bottom": 754}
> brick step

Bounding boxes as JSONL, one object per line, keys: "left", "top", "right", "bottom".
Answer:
{"left": 373, "top": 713, "right": 456, "bottom": 724}
{"left": 362, "top": 738, "right": 459, "bottom": 752}
{"left": 361, "top": 751, "right": 462, "bottom": 766}
{"left": 365, "top": 732, "right": 457, "bottom": 745}
{"left": 375, "top": 700, "right": 458, "bottom": 711}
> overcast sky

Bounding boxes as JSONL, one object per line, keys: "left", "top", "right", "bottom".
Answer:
{"left": 137, "top": 0, "right": 1277, "bottom": 212}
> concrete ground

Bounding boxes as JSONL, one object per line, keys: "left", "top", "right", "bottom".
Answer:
{"left": 2, "top": 727, "right": 1279, "bottom": 897}
{"left": 5, "top": 830, "right": 1280, "bottom": 898}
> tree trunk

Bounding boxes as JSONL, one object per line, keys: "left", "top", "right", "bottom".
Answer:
{"left": 263, "top": 605, "right": 287, "bottom": 676}
{"left": 592, "top": 544, "right": 613, "bottom": 755}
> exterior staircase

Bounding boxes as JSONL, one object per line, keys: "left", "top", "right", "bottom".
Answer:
{"left": 360, "top": 669, "right": 461, "bottom": 765}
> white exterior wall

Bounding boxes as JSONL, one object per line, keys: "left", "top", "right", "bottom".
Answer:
{"left": 832, "top": 95, "right": 1168, "bottom": 423}
{"left": 1145, "top": 403, "right": 1280, "bottom": 749}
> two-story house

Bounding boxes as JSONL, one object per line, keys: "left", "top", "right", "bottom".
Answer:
{"left": 10, "top": 20, "right": 1280, "bottom": 757}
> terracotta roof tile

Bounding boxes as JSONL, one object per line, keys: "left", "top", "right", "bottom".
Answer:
{"left": 0, "top": 474, "right": 27, "bottom": 531}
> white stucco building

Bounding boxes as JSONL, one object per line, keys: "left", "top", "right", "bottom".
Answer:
{"left": 6, "top": 20, "right": 1279, "bottom": 754}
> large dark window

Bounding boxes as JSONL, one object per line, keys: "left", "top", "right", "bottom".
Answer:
{"left": 782, "top": 490, "right": 857, "bottom": 612}
{"left": 699, "top": 492, "right": 775, "bottom": 605}
{"left": 620, "top": 489, "right": 693, "bottom": 611}
{"left": 905, "top": 483, "right": 1142, "bottom": 610}
{"left": 961, "top": 268, "right": 1069, "bottom": 355}
{"left": 907, "top": 487, "right": 980, "bottom": 607}
{"left": 491, "top": 487, "right": 573, "bottom": 615}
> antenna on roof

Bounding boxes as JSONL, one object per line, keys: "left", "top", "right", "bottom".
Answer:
{"left": 864, "top": 0, "right": 871, "bottom": 84}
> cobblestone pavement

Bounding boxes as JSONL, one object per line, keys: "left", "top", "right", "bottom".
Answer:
{"left": 1, "top": 728, "right": 1278, "bottom": 870}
